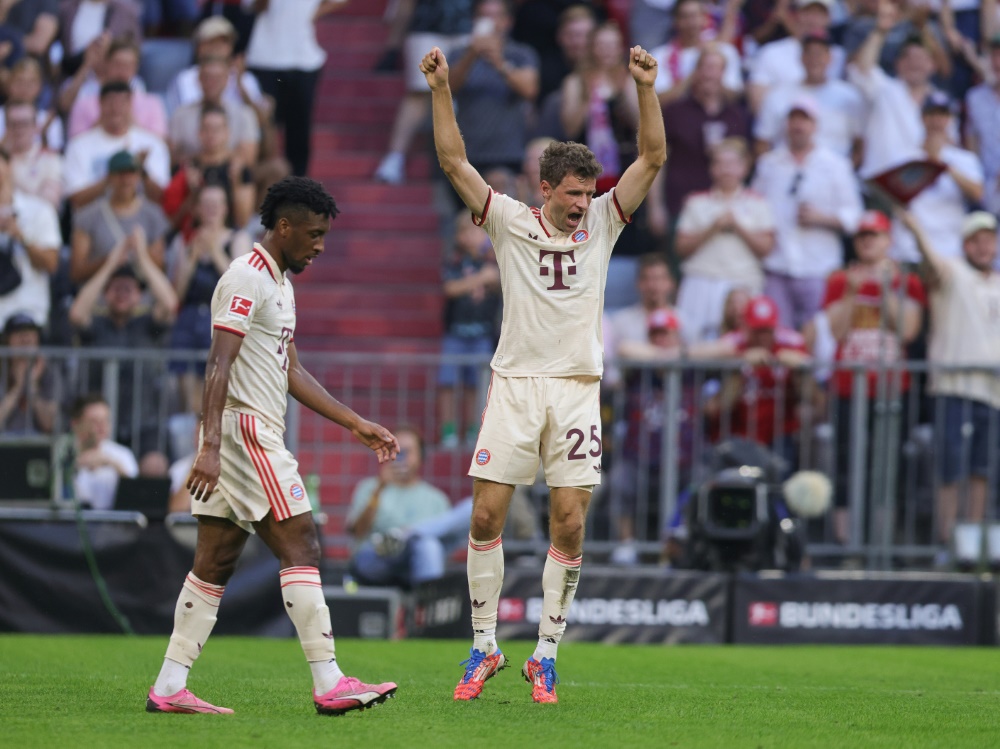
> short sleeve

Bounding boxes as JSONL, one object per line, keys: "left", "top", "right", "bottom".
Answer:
{"left": 822, "top": 271, "right": 847, "bottom": 309}
{"left": 211, "top": 266, "right": 262, "bottom": 338}
{"left": 476, "top": 189, "right": 520, "bottom": 243}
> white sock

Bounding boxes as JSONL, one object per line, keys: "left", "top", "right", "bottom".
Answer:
{"left": 468, "top": 535, "right": 503, "bottom": 655}
{"left": 280, "top": 566, "right": 344, "bottom": 694}
{"left": 155, "top": 572, "right": 224, "bottom": 696}
{"left": 532, "top": 545, "right": 582, "bottom": 663}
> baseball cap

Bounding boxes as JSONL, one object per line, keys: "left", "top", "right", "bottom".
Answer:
{"left": 744, "top": 296, "right": 779, "bottom": 330}
{"left": 648, "top": 308, "right": 681, "bottom": 332}
{"left": 107, "top": 150, "right": 139, "bottom": 173}
{"left": 855, "top": 210, "right": 891, "bottom": 235}
{"left": 961, "top": 211, "right": 998, "bottom": 239}
{"left": 787, "top": 95, "right": 820, "bottom": 120}
{"left": 194, "top": 16, "right": 237, "bottom": 42}
{"left": 3, "top": 312, "right": 40, "bottom": 338}
{"left": 795, "top": 0, "right": 833, "bottom": 9}
{"left": 922, "top": 90, "right": 955, "bottom": 115}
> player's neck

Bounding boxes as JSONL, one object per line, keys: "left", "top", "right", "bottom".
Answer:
{"left": 258, "top": 237, "right": 287, "bottom": 273}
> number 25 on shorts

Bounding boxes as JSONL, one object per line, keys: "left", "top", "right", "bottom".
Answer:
{"left": 566, "top": 424, "right": 602, "bottom": 460}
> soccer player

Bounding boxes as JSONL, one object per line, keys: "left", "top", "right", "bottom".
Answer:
{"left": 146, "top": 177, "right": 400, "bottom": 715}
{"left": 420, "top": 44, "right": 666, "bottom": 703}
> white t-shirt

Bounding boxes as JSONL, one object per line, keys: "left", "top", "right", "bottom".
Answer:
{"left": 929, "top": 257, "right": 1000, "bottom": 409}
{"left": 245, "top": 0, "right": 326, "bottom": 72}
{"left": 751, "top": 145, "right": 862, "bottom": 279}
{"left": 849, "top": 64, "right": 925, "bottom": 177}
{"left": 749, "top": 38, "right": 845, "bottom": 91}
{"left": 74, "top": 439, "right": 139, "bottom": 511}
{"left": 477, "top": 189, "right": 630, "bottom": 377}
{"left": 62, "top": 126, "right": 171, "bottom": 197}
{"left": 677, "top": 188, "right": 773, "bottom": 286}
{"left": 755, "top": 80, "right": 865, "bottom": 157}
{"left": 70, "top": 0, "right": 107, "bottom": 55}
{"left": 0, "top": 192, "right": 62, "bottom": 330}
{"left": 210, "top": 244, "right": 297, "bottom": 432}
{"left": 892, "top": 145, "right": 984, "bottom": 263}
{"left": 652, "top": 41, "right": 744, "bottom": 94}
{"left": 165, "top": 67, "right": 264, "bottom": 116}
{"left": 0, "top": 107, "right": 64, "bottom": 152}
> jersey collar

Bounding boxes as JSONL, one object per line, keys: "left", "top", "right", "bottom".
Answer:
{"left": 538, "top": 205, "right": 567, "bottom": 238}
{"left": 251, "top": 243, "right": 281, "bottom": 283}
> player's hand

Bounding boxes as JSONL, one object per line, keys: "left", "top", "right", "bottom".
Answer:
{"left": 420, "top": 47, "right": 450, "bottom": 90}
{"left": 352, "top": 420, "right": 400, "bottom": 463}
{"left": 628, "top": 45, "right": 658, "bottom": 88}
{"left": 187, "top": 447, "right": 222, "bottom": 502}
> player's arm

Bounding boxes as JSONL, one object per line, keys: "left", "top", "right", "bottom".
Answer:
{"left": 613, "top": 46, "right": 667, "bottom": 220}
{"left": 286, "top": 342, "right": 399, "bottom": 463}
{"left": 422, "top": 47, "right": 491, "bottom": 219}
{"left": 187, "top": 329, "right": 243, "bottom": 501}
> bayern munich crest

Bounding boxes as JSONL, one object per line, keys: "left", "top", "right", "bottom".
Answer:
{"left": 571, "top": 230, "right": 589, "bottom": 243}
{"left": 476, "top": 449, "right": 491, "bottom": 466}
{"left": 290, "top": 484, "right": 305, "bottom": 501}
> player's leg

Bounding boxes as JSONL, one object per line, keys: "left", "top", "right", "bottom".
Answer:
{"left": 255, "top": 511, "right": 397, "bottom": 715}
{"left": 148, "top": 516, "right": 249, "bottom": 714}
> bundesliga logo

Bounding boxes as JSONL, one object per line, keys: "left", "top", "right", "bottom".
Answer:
{"left": 476, "top": 449, "right": 491, "bottom": 466}
{"left": 289, "top": 484, "right": 305, "bottom": 501}
{"left": 228, "top": 295, "right": 253, "bottom": 317}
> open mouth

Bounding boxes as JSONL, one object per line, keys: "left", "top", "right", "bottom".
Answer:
{"left": 567, "top": 212, "right": 583, "bottom": 226}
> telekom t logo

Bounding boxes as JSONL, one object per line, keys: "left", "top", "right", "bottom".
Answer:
{"left": 538, "top": 249, "right": 577, "bottom": 291}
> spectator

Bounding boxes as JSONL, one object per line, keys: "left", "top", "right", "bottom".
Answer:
{"left": 0, "top": 313, "right": 57, "bottom": 436}
{"left": 893, "top": 92, "right": 984, "bottom": 263}
{"left": 245, "top": 0, "right": 348, "bottom": 176}
{"left": 438, "top": 212, "right": 499, "bottom": 448}
{"left": 57, "top": 0, "right": 141, "bottom": 75}
{"left": 57, "top": 393, "right": 139, "bottom": 510}
{"left": 649, "top": 47, "right": 750, "bottom": 238}
{"left": 521, "top": 3, "right": 597, "bottom": 101}
{"left": 5, "top": 100, "right": 63, "bottom": 210}
{"left": 169, "top": 183, "right": 251, "bottom": 414}
{"left": 901, "top": 209, "right": 1000, "bottom": 553}
{"left": 447, "top": 0, "right": 540, "bottom": 187}
{"left": 167, "top": 56, "right": 260, "bottom": 168}
{"left": 63, "top": 81, "right": 171, "bottom": 209}
{"left": 515, "top": 136, "right": 555, "bottom": 206}
{"left": 65, "top": 36, "right": 167, "bottom": 140}
{"left": 0, "top": 57, "right": 63, "bottom": 150}
{"left": 849, "top": 4, "right": 943, "bottom": 177}
{"left": 68, "top": 237, "right": 177, "bottom": 455}
{"left": 162, "top": 104, "right": 256, "bottom": 236}
{"left": 651, "top": 0, "right": 743, "bottom": 105}
{"left": 164, "top": 15, "right": 265, "bottom": 114}
{"left": 747, "top": 0, "right": 845, "bottom": 112}
{"left": 372, "top": 0, "right": 474, "bottom": 184}
{"left": 751, "top": 96, "right": 862, "bottom": 330}
{"left": 755, "top": 32, "right": 865, "bottom": 160}
{"left": 1, "top": 0, "right": 58, "bottom": 59}
{"left": 138, "top": 449, "right": 169, "bottom": 477}
{"left": 821, "top": 210, "right": 925, "bottom": 544}
{"left": 561, "top": 21, "right": 637, "bottom": 195}
{"left": 0, "top": 148, "right": 61, "bottom": 333}
{"left": 346, "top": 427, "right": 463, "bottom": 588}
{"left": 674, "top": 138, "right": 775, "bottom": 343}
{"left": 965, "top": 34, "right": 1000, "bottom": 214}
{"left": 842, "top": 0, "right": 951, "bottom": 79}
{"left": 167, "top": 416, "right": 199, "bottom": 514}
{"left": 630, "top": 0, "right": 679, "bottom": 53}
{"left": 197, "top": 2, "right": 257, "bottom": 54}
{"left": 719, "top": 286, "right": 753, "bottom": 337}
{"left": 70, "top": 150, "right": 169, "bottom": 285}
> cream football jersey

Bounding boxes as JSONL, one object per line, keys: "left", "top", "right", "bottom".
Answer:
{"left": 211, "top": 244, "right": 297, "bottom": 431}
{"left": 475, "top": 188, "right": 630, "bottom": 377}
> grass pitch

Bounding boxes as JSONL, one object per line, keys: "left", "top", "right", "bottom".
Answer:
{"left": 2, "top": 636, "right": 999, "bottom": 749}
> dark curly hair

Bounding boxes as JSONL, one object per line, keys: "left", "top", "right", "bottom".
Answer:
{"left": 538, "top": 141, "right": 603, "bottom": 188}
{"left": 259, "top": 176, "right": 339, "bottom": 230}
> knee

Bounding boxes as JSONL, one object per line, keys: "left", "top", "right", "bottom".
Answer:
{"left": 470, "top": 507, "right": 502, "bottom": 539}
{"left": 196, "top": 546, "right": 242, "bottom": 585}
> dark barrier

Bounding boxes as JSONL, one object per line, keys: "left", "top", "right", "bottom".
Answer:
{"left": 494, "top": 567, "right": 729, "bottom": 644}
{"left": 731, "top": 572, "right": 995, "bottom": 646}
{"left": 0, "top": 513, "right": 290, "bottom": 636}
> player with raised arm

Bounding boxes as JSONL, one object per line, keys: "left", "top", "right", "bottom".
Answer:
{"left": 421, "top": 43, "right": 667, "bottom": 704}
{"left": 146, "top": 177, "right": 400, "bottom": 716}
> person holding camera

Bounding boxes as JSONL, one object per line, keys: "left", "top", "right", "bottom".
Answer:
{"left": 346, "top": 426, "right": 466, "bottom": 588}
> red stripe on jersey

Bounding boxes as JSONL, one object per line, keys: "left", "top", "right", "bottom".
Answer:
{"left": 249, "top": 415, "right": 291, "bottom": 520}
{"left": 612, "top": 190, "right": 632, "bottom": 224}
{"left": 472, "top": 189, "right": 492, "bottom": 227}
{"left": 480, "top": 372, "right": 494, "bottom": 426}
{"left": 239, "top": 414, "right": 290, "bottom": 520}
{"left": 213, "top": 324, "right": 246, "bottom": 338}
{"left": 251, "top": 248, "right": 277, "bottom": 281}
{"left": 531, "top": 207, "right": 552, "bottom": 237}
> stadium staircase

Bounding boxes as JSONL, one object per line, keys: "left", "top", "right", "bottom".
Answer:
{"left": 295, "top": 3, "right": 474, "bottom": 555}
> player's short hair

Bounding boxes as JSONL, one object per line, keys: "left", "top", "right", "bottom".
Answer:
{"left": 538, "top": 141, "right": 602, "bottom": 188}
{"left": 71, "top": 393, "right": 109, "bottom": 421}
{"left": 259, "top": 176, "right": 339, "bottom": 230}
{"left": 637, "top": 252, "right": 670, "bottom": 276}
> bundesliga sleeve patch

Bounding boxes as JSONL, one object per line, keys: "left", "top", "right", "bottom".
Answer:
{"left": 228, "top": 295, "right": 254, "bottom": 318}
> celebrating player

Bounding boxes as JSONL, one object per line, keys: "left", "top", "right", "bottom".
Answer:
{"left": 421, "top": 43, "right": 666, "bottom": 703}
{"left": 147, "top": 177, "right": 400, "bottom": 716}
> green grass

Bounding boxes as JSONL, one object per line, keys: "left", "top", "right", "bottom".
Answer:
{"left": 2, "top": 636, "right": 1000, "bottom": 749}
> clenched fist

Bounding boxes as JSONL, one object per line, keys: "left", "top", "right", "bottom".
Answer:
{"left": 420, "top": 47, "right": 450, "bottom": 90}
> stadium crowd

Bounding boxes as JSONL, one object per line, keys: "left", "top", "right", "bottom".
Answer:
{"left": 0, "top": 0, "right": 999, "bottom": 569}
